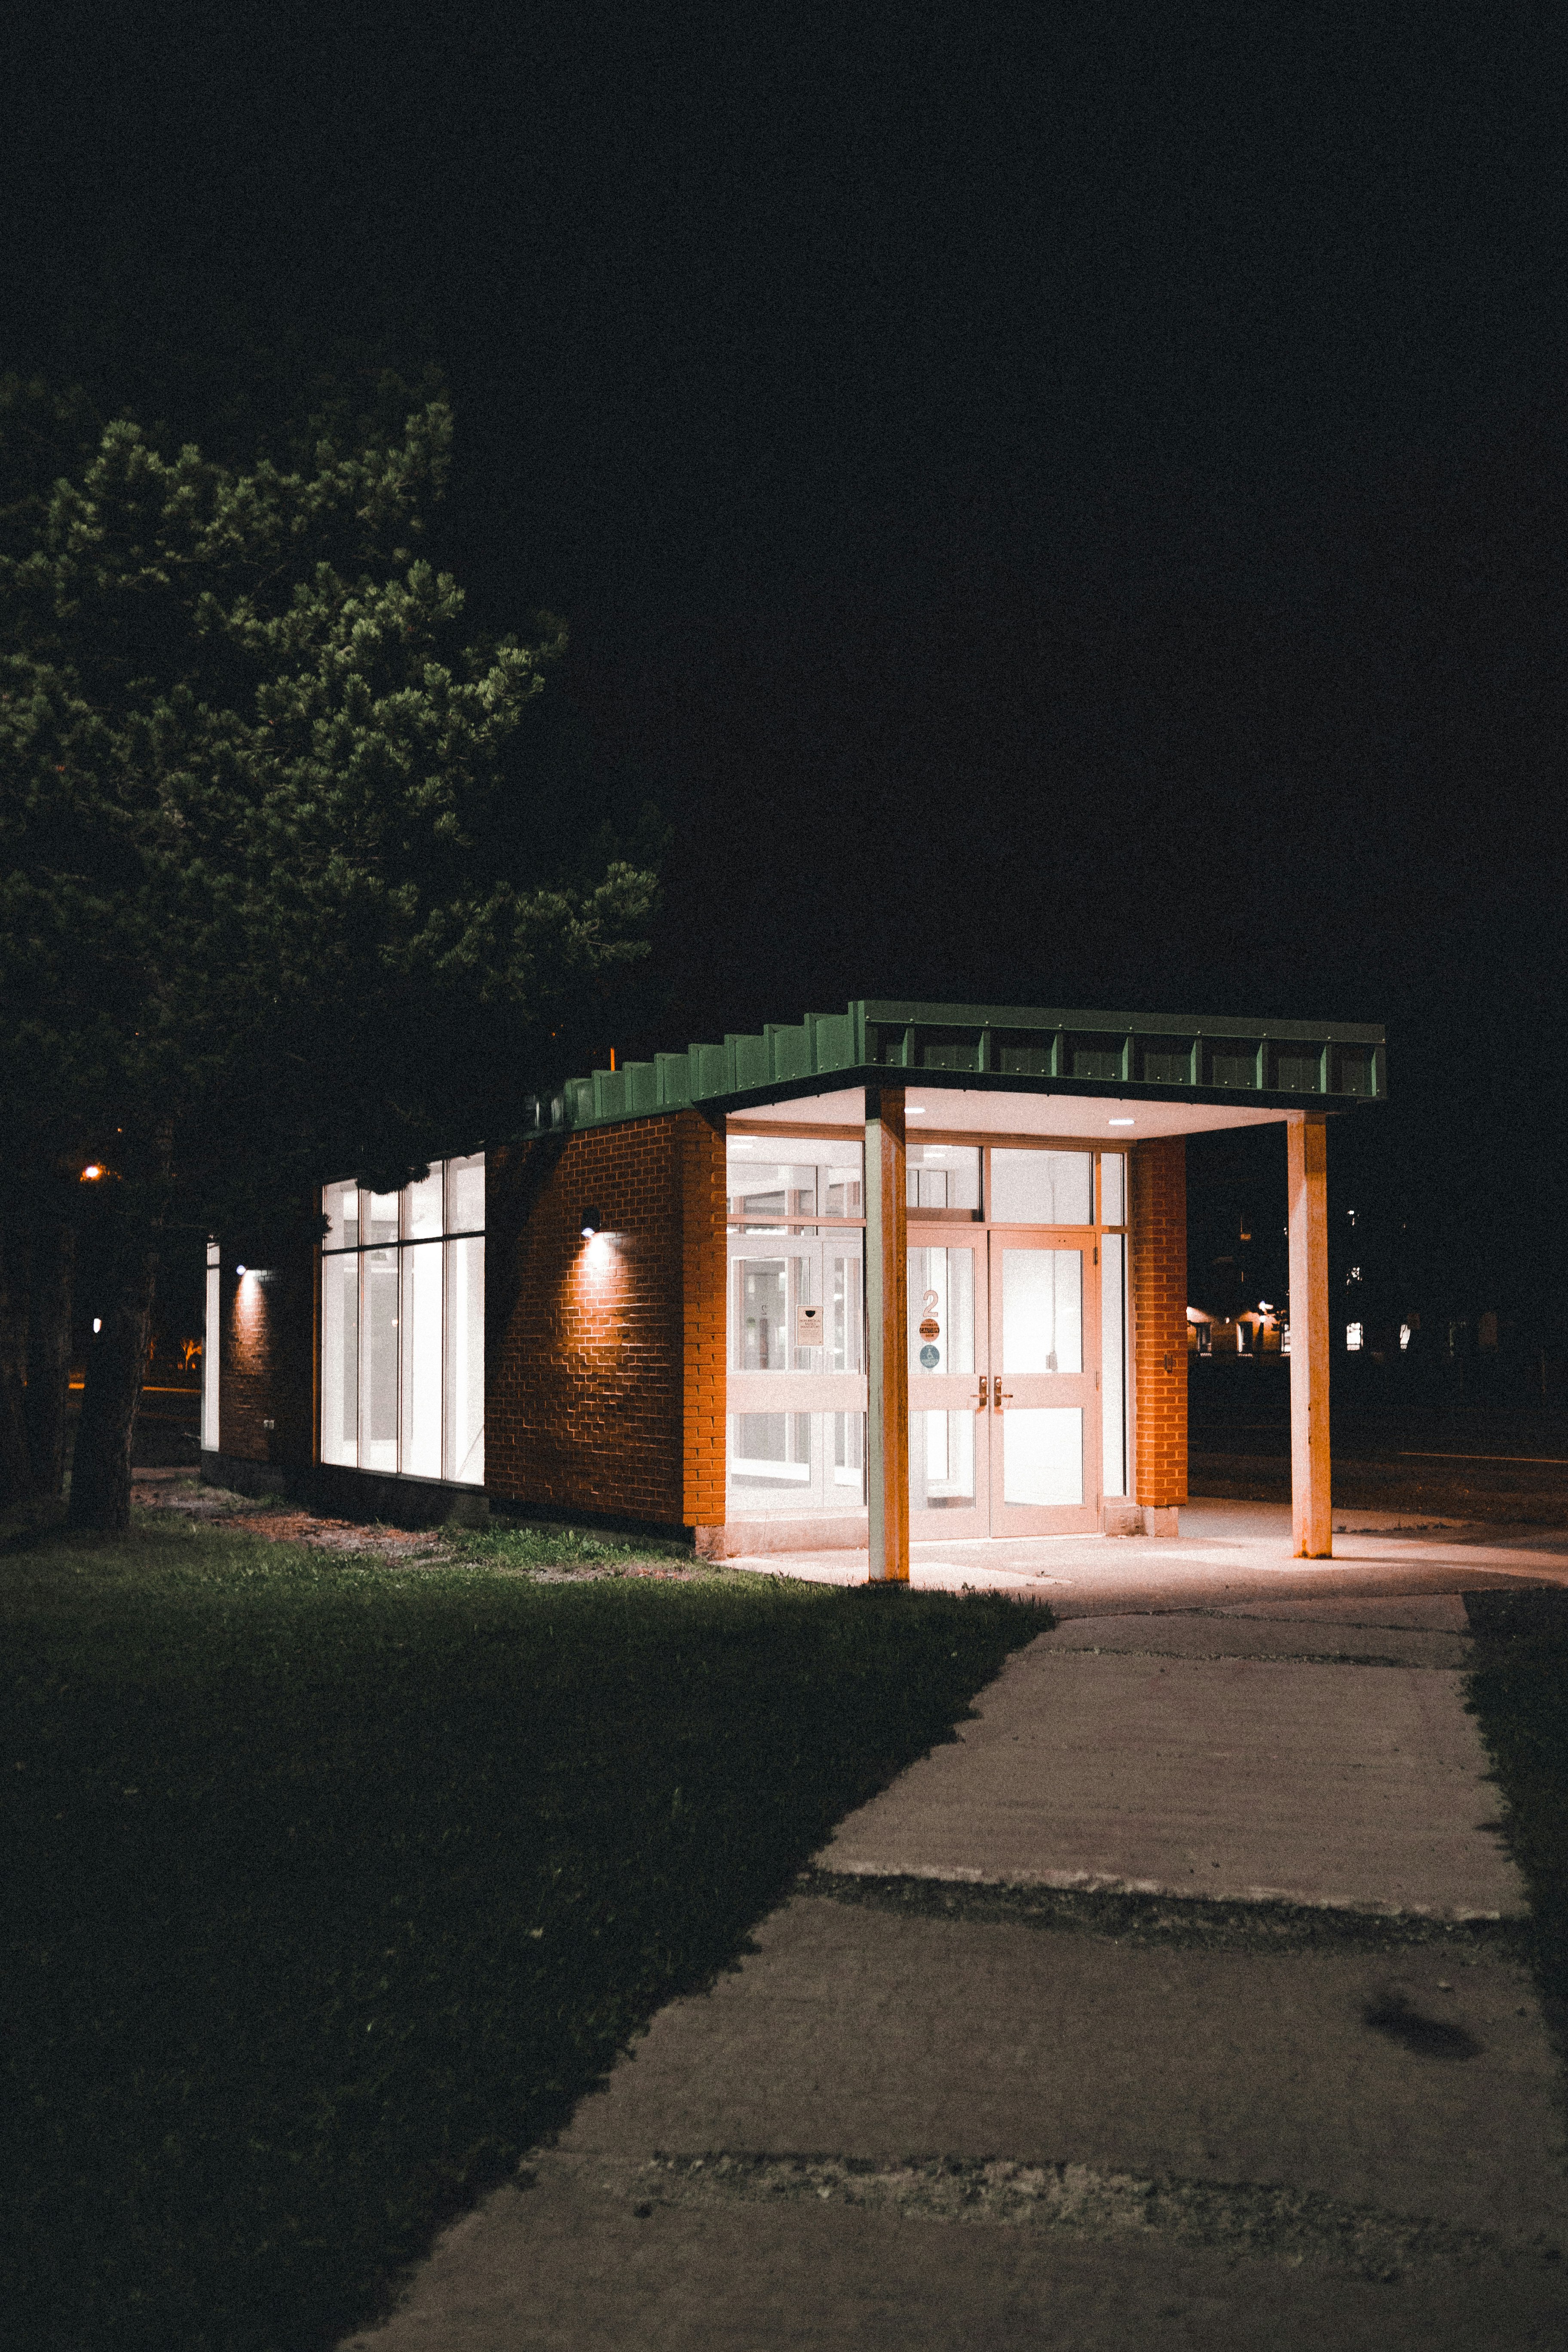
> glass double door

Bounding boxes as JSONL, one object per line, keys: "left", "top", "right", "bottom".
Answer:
{"left": 725, "top": 1226, "right": 1102, "bottom": 1536}
{"left": 908, "top": 1231, "right": 1101, "bottom": 1537}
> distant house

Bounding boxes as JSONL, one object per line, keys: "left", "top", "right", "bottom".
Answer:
{"left": 1187, "top": 1303, "right": 1286, "bottom": 1356}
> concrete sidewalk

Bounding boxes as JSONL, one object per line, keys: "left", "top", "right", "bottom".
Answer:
{"left": 345, "top": 1587, "right": 1568, "bottom": 2351}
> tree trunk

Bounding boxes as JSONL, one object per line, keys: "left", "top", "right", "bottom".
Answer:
{"left": 0, "top": 1232, "right": 30, "bottom": 1507}
{"left": 24, "top": 1219, "right": 76, "bottom": 1501}
{"left": 67, "top": 1236, "right": 158, "bottom": 1532}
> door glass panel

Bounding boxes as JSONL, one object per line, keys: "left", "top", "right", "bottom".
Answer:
{"left": 1004, "top": 1408, "right": 1084, "bottom": 1505}
{"left": 1001, "top": 1250, "right": 1082, "bottom": 1374}
{"left": 990, "top": 1149, "right": 1093, "bottom": 1225}
{"left": 906, "top": 1143, "right": 980, "bottom": 1210}
{"left": 1102, "top": 1234, "right": 1127, "bottom": 1496}
{"left": 907, "top": 1245, "right": 974, "bottom": 1378}
{"left": 912, "top": 1409, "right": 976, "bottom": 1508}
{"left": 1100, "top": 1153, "right": 1126, "bottom": 1225}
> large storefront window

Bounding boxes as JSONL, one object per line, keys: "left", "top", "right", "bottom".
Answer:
{"left": 320, "top": 1156, "right": 484, "bottom": 1484}
{"left": 726, "top": 1136, "right": 866, "bottom": 1519}
{"left": 724, "top": 1134, "right": 1133, "bottom": 1529}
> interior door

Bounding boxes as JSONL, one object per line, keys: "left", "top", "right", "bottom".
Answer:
{"left": 906, "top": 1236, "right": 989, "bottom": 1538}
{"left": 987, "top": 1231, "right": 1101, "bottom": 1535}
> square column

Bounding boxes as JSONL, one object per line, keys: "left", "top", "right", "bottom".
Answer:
{"left": 864, "top": 1081, "right": 910, "bottom": 1582}
{"left": 1287, "top": 1112, "right": 1332, "bottom": 1558}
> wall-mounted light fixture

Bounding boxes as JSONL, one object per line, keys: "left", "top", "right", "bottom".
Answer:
{"left": 236, "top": 1264, "right": 247, "bottom": 1275}
{"left": 580, "top": 1207, "right": 603, "bottom": 1239}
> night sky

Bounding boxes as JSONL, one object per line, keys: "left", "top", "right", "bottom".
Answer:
{"left": 6, "top": 3, "right": 1566, "bottom": 1333}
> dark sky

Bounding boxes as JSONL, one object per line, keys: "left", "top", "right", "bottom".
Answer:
{"left": 6, "top": 3, "right": 1567, "bottom": 1317}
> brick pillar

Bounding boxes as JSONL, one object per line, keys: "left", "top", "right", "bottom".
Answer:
{"left": 1130, "top": 1136, "right": 1187, "bottom": 1532}
{"left": 680, "top": 1112, "right": 727, "bottom": 1539}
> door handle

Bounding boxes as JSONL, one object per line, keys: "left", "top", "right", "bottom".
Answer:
{"left": 993, "top": 1388, "right": 1013, "bottom": 1412}
{"left": 975, "top": 1376, "right": 989, "bottom": 1409}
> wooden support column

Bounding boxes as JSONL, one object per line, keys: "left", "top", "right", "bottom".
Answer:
{"left": 864, "top": 1081, "right": 910, "bottom": 1583}
{"left": 1287, "top": 1112, "right": 1332, "bottom": 1558}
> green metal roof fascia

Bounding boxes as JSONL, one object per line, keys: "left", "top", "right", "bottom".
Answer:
{"left": 860, "top": 999, "right": 1385, "bottom": 1044}
{"left": 521, "top": 1068, "right": 1384, "bottom": 1137}
{"left": 516, "top": 1000, "right": 1385, "bottom": 1138}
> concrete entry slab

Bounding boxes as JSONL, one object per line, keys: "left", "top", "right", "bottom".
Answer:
{"left": 819, "top": 1646, "right": 1525, "bottom": 1917}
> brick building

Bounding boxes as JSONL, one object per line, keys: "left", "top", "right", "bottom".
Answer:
{"left": 202, "top": 998, "right": 1384, "bottom": 1571}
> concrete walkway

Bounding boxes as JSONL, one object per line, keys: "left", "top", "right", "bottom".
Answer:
{"left": 345, "top": 1564, "right": 1568, "bottom": 2350}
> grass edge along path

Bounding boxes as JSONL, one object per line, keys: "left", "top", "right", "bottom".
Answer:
{"left": 3, "top": 1514, "right": 1045, "bottom": 2352}
{"left": 1464, "top": 1589, "right": 1568, "bottom": 2046}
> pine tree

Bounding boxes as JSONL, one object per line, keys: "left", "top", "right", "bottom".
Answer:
{"left": 0, "top": 380, "right": 656, "bottom": 1524}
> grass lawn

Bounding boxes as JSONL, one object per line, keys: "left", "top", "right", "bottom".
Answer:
{"left": 1464, "top": 1589, "right": 1568, "bottom": 2027}
{"left": 3, "top": 1511, "right": 1044, "bottom": 2352}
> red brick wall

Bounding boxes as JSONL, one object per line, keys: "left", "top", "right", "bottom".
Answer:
{"left": 487, "top": 1112, "right": 726, "bottom": 1532}
{"left": 217, "top": 1248, "right": 315, "bottom": 1466}
{"left": 1130, "top": 1137, "right": 1188, "bottom": 1507}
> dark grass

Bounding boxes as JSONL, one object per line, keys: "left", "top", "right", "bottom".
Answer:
{"left": 1464, "top": 1588, "right": 1568, "bottom": 2036}
{"left": 2, "top": 1516, "right": 1044, "bottom": 2352}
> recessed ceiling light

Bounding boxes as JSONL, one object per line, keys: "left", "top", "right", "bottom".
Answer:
{"left": 908, "top": 1106, "right": 927, "bottom": 1115}
{"left": 1109, "top": 1118, "right": 1135, "bottom": 1127}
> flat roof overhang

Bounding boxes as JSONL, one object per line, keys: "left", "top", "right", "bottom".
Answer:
{"left": 519, "top": 998, "right": 1386, "bottom": 1141}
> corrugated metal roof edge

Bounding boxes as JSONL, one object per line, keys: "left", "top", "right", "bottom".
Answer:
{"left": 515, "top": 999, "right": 1387, "bottom": 1139}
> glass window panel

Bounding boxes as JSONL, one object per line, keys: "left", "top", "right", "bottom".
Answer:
{"left": 406, "top": 1167, "right": 443, "bottom": 1239}
{"left": 368, "top": 1191, "right": 399, "bottom": 1246}
{"left": 322, "top": 1180, "right": 358, "bottom": 1251}
{"left": 726, "top": 1138, "right": 864, "bottom": 1221}
{"left": 446, "top": 1154, "right": 485, "bottom": 1234}
{"left": 907, "top": 1245, "right": 974, "bottom": 1377}
{"left": 360, "top": 1247, "right": 399, "bottom": 1469}
{"left": 905, "top": 1144, "right": 980, "bottom": 1210}
{"left": 321, "top": 1251, "right": 358, "bottom": 1467}
{"left": 819, "top": 1144, "right": 864, "bottom": 1219}
{"left": 733, "top": 1256, "right": 812, "bottom": 1371}
{"left": 989, "top": 1148, "right": 1093, "bottom": 1225}
{"left": 830, "top": 1250, "right": 864, "bottom": 1373}
{"left": 202, "top": 1264, "right": 220, "bottom": 1449}
{"left": 729, "top": 1411, "right": 813, "bottom": 1484}
{"left": 443, "top": 1235, "right": 485, "bottom": 1483}
{"left": 1002, "top": 1249, "right": 1082, "bottom": 1374}
{"left": 1101, "top": 1234, "right": 1127, "bottom": 1497}
{"left": 910, "top": 1409, "right": 976, "bottom": 1510}
{"left": 1004, "top": 1407, "right": 1084, "bottom": 1505}
{"left": 833, "top": 1411, "right": 865, "bottom": 1493}
{"left": 724, "top": 1409, "right": 865, "bottom": 1513}
{"left": 1100, "top": 1153, "right": 1126, "bottom": 1225}
{"left": 399, "top": 1241, "right": 444, "bottom": 1477}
